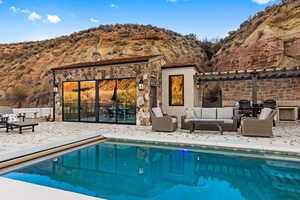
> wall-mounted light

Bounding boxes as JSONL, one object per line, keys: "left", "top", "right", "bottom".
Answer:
{"left": 138, "top": 79, "right": 144, "bottom": 91}
{"left": 194, "top": 76, "right": 201, "bottom": 89}
{"left": 53, "top": 84, "right": 59, "bottom": 93}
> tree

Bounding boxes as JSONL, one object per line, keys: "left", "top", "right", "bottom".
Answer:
{"left": 9, "top": 85, "right": 28, "bottom": 108}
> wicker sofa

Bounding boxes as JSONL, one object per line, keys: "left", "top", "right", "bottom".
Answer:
{"left": 181, "top": 107, "right": 239, "bottom": 132}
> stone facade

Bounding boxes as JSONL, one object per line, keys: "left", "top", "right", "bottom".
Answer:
{"left": 198, "top": 78, "right": 300, "bottom": 107}
{"left": 52, "top": 56, "right": 165, "bottom": 126}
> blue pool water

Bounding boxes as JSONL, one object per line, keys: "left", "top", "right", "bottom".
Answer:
{"left": 2, "top": 141, "right": 300, "bottom": 200}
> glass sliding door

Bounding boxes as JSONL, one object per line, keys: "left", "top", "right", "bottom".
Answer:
{"left": 63, "top": 82, "right": 79, "bottom": 121}
{"left": 117, "top": 79, "right": 136, "bottom": 124}
{"left": 98, "top": 80, "right": 117, "bottom": 123}
{"left": 80, "top": 81, "right": 96, "bottom": 122}
{"left": 63, "top": 78, "right": 137, "bottom": 124}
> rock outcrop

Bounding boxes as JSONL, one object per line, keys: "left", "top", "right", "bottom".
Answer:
{"left": 212, "top": 0, "right": 300, "bottom": 71}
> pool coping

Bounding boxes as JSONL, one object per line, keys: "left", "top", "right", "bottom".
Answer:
{"left": 0, "top": 132, "right": 105, "bottom": 169}
{"left": 0, "top": 177, "right": 103, "bottom": 200}
{"left": 104, "top": 135, "right": 300, "bottom": 161}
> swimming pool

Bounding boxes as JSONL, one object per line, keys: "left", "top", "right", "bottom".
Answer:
{"left": 1, "top": 141, "right": 300, "bottom": 200}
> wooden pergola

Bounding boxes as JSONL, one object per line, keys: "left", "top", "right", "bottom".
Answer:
{"left": 194, "top": 66, "right": 300, "bottom": 104}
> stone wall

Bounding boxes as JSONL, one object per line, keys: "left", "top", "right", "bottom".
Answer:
{"left": 53, "top": 60, "right": 164, "bottom": 126}
{"left": 199, "top": 78, "right": 300, "bottom": 107}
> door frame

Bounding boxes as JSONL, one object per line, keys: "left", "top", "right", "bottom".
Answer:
{"left": 62, "top": 77, "right": 137, "bottom": 125}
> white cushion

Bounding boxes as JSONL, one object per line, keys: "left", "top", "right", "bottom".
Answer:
{"left": 184, "top": 118, "right": 198, "bottom": 123}
{"left": 259, "top": 108, "right": 272, "bottom": 120}
{"left": 152, "top": 107, "right": 163, "bottom": 118}
{"left": 218, "top": 119, "right": 234, "bottom": 124}
{"left": 193, "top": 108, "right": 202, "bottom": 118}
{"left": 184, "top": 118, "right": 233, "bottom": 124}
{"left": 171, "top": 117, "right": 177, "bottom": 123}
{"left": 201, "top": 108, "right": 217, "bottom": 119}
{"left": 3, "top": 114, "right": 19, "bottom": 123}
{"left": 185, "top": 108, "right": 196, "bottom": 119}
{"left": 217, "top": 107, "right": 233, "bottom": 119}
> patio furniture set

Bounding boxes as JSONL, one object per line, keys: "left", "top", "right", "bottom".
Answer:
{"left": 0, "top": 106, "right": 39, "bottom": 134}
{"left": 0, "top": 100, "right": 277, "bottom": 137}
{"left": 151, "top": 100, "right": 278, "bottom": 137}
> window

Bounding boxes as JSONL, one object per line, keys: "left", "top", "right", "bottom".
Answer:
{"left": 169, "top": 75, "right": 184, "bottom": 106}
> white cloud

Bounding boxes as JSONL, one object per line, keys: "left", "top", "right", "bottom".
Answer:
{"left": 110, "top": 4, "right": 119, "bottom": 8}
{"left": 10, "top": 6, "right": 17, "bottom": 13}
{"left": 89, "top": 18, "right": 99, "bottom": 23}
{"left": 10, "top": 6, "right": 41, "bottom": 22}
{"left": 167, "top": 0, "right": 177, "bottom": 2}
{"left": 10, "top": 6, "right": 30, "bottom": 13}
{"left": 47, "top": 14, "right": 61, "bottom": 24}
{"left": 251, "top": 0, "right": 274, "bottom": 4}
{"left": 28, "top": 12, "right": 41, "bottom": 21}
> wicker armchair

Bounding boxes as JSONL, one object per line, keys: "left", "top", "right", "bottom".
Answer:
{"left": 241, "top": 109, "right": 277, "bottom": 137}
{"left": 151, "top": 107, "right": 177, "bottom": 132}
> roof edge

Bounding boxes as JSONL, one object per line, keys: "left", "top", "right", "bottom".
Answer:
{"left": 51, "top": 55, "right": 163, "bottom": 71}
{"left": 162, "top": 63, "right": 202, "bottom": 72}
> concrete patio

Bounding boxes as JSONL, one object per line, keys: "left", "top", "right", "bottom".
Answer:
{"left": 0, "top": 122, "right": 300, "bottom": 156}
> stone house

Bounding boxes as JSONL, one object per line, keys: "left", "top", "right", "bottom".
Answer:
{"left": 52, "top": 55, "right": 163, "bottom": 126}
{"left": 51, "top": 55, "right": 201, "bottom": 126}
{"left": 51, "top": 55, "right": 300, "bottom": 126}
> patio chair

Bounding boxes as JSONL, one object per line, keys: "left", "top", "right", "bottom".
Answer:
{"left": 0, "top": 115, "right": 8, "bottom": 129}
{"left": 238, "top": 100, "right": 252, "bottom": 117}
{"left": 0, "top": 106, "right": 25, "bottom": 122}
{"left": 241, "top": 108, "right": 277, "bottom": 137}
{"left": 0, "top": 106, "right": 38, "bottom": 133}
{"left": 151, "top": 107, "right": 177, "bottom": 132}
{"left": 263, "top": 99, "right": 277, "bottom": 127}
{"left": 263, "top": 99, "right": 277, "bottom": 109}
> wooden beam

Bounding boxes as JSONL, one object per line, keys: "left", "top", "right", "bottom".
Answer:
{"left": 252, "top": 74, "right": 258, "bottom": 105}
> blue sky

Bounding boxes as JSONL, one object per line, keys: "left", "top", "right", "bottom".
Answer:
{"left": 0, "top": 0, "right": 279, "bottom": 43}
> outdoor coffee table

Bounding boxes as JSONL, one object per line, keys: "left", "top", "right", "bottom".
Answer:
{"left": 6, "top": 121, "right": 39, "bottom": 134}
{"left": 188, "top": 120, "right": 224, "bottom": 135}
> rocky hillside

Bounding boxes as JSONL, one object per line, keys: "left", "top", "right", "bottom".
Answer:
{"left": 2, "top": 0, "right": 300, "bottom": 107}
{"left": 212, "top": 0, "right": 300, "bottom": 71}
{"left": 0, "top": 24, "right": 208, "bottom": 107}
